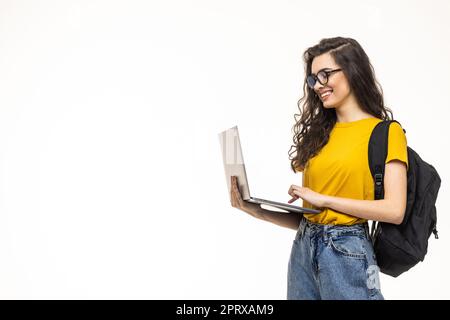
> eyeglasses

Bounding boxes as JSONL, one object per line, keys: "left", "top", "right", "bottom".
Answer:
{"left": 306, "top": 68, "right": 342, "bottom": 89}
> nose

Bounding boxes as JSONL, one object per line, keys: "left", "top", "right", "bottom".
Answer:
{"left": 313, "top": 81, "right": 324, "bottom": 93}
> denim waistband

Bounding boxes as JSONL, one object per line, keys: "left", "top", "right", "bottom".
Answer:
{"left": 296, "top": 216, "right": 370, "bottom": 240}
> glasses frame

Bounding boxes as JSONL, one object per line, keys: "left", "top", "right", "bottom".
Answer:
{"left": 306, "top": 68, "right": 342, "bottom": 89}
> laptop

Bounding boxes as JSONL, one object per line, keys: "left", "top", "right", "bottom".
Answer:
{"left": 218, "top": 125, "right": 321, "bottom": 214}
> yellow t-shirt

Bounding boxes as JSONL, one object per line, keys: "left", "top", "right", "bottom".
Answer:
{"left": 297, "top": 117, "right": 408, "bottom": 225}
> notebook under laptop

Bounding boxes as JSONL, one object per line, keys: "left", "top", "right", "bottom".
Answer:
{"left": 218, "top": 125, "right": 321, "bottom": 214}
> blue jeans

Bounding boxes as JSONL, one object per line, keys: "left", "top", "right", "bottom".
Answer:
{"left": 287, "top": 216, "right": 384, "bottom": 300}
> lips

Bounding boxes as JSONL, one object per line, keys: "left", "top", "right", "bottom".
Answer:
{"left": 319, "top": 90, "right": 333, "bottom": 100}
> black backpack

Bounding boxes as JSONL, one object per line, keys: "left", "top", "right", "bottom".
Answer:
{"left": 368, "top": 120, "right": 441, "bottom": 277}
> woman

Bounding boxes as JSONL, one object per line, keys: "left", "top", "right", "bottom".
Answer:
{"left": 230, "top": 37, "right": 408, "bottom": 300}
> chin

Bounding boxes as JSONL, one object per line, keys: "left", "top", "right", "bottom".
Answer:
{"left": 322, "top": 103, "right": 335, "bottom": 109}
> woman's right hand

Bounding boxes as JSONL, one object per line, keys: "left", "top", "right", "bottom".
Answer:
{"left": 230, "top": 176, "right": 261, "bottom": 217}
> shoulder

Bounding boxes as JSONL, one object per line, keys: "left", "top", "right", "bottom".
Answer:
{"left": 386, "top": 120, "right": 409, "bottom": 169}
{"left": 390, "top": 121, "right": 405, "bottom": 132}
{"left": 389, "top": 121, "right": 407, "bottom": 141}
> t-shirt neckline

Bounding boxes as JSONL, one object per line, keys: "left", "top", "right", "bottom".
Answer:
{"left": 334, "top": 117, "right": 380, "bottom": 128}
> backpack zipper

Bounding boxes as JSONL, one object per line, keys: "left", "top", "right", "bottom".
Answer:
{"left": 433, "top": 225, "right": 439, "bottom": 239}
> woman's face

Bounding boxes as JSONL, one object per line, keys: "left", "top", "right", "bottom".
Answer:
{"left": 310, "top": 52, "right": 351, "bottom": 109}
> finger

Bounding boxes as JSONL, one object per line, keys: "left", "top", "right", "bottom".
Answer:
{"left": 231, "top": 187, "right": 241, "bottom": 208}
{"left": 230, "top": 187, "right": 237, "bottom": 207}
{"left": 233, "top": 182, "right": 242, "bottom": 200}
{"left": 234, "top": 186, "right": 243, "bottom": 205}
{"left": 231, "top": 191, "right": 239, "bottom": 208}
{"left": 292, "top": 190, "right": 300, "bottom": 198}
{"left": 233, "top": 178, "right": 240, "bottom": 191}
{"left": 288, "top": 197, "right": 298, "bottom": 203}
{"left": 231, "top": 193, "right": 237, "bottom": 207}
{"left": 235, "top": 190, "right": 242, "bottom": 204}
{"left": 288, "top": 185, "right": 299, "bottom": 197}
{"left": 236, "top": 197, "right": 243, "bottom": 208}
{"left": 232, "top": 183, "right": 237, "bottom": 196}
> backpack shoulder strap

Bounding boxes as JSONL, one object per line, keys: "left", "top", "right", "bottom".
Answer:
{"left": 368, "top": 119, "right": 403, "bottom": 199}
{"left": 369, "top": 121, "right": 388, "bottom": 199}
{"left": 368, "top": 119, "right": 403, "bottom": 239}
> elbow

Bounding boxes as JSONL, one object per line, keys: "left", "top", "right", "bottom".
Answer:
{"left": 391, "top": 208, "right": 406, "bottom": 225}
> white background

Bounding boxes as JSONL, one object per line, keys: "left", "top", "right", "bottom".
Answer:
{"left": 0, "top": 0, "right": 449, "bottom": 299}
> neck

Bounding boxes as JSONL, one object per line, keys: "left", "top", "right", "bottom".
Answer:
{"left": 334, "top": 94, "right": 374, "bottom": 123}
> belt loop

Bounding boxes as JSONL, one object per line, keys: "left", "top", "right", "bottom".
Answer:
{"left": 322, "top": 225, "right": 329, "bottom": 241}
{"left": 364, "top": 222, "right": 370, "bottom": 239}
{"left": 296, "top": 216, "right": 306, "bottom": 240}
{"left": 301, "top": 216, "right": 307, "bottom": 232}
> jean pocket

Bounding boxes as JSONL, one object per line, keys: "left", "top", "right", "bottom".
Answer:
{"left": 329, "top": 234, "right": 367, "bottom": 259}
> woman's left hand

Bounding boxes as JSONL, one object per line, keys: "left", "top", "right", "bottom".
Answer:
{"left": 288, "top": 185, "right": 327, "bottom": 209}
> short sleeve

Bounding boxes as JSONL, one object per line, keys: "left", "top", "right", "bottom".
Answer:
{"left": 386, "top": 122, "right": 408, "bottom": 170}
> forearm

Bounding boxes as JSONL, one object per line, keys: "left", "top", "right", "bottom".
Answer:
{"left": 322, "top": 195, "right": 402, "bottom": 224}
{"left": 254, "top": 206, "right": 302, "bottom": 230}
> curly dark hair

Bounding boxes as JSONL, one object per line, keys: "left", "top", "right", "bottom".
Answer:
{"left": 288, "top": 37, "right": 393, "bottom": 172}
